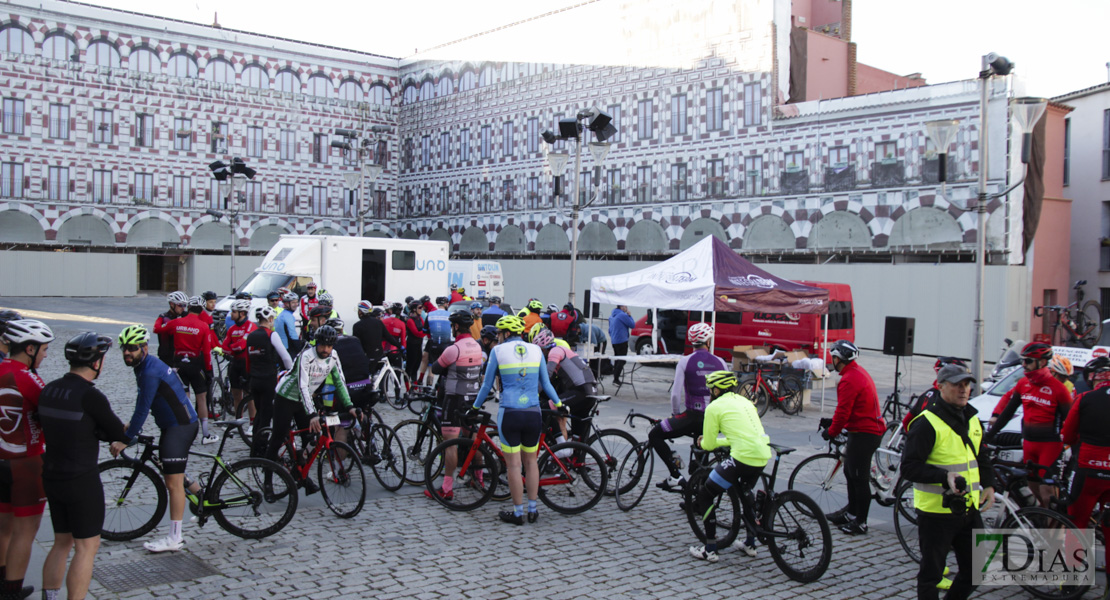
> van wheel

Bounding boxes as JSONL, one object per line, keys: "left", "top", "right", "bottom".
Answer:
{"left": 634, "top": 338, "right": 655, "bottom": 356}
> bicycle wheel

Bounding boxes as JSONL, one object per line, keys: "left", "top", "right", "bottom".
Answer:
{"left": 317, "top": 440, "right": 366, "bottom": 519}
{"left": 536, "top": 441, "right": 608, "bottom": 514}
{"left": 406, "top": 392, "right": 433, "bottom": 417}
{"left": 394, "top": 419, "right": 441, "bottom": 486}
{"left": 424, "top": 438, "right": 497, "bottom": 511}
{"left": 586, "top": 428, "right": 638, "bottom": 496}
{"left": 383, "top": 369, "right": 406, "bottom": 410}
{"left": 682, "top": 468, "right": 742, "bottom": 549}
{"left": 615, "top": 442, "right": 655, "bottom": 512}
{"left": 234, "top": 397, "right": 254, "bottom": 447}
{"left": 366, "top": 423, "right": 406, "bottom": 492}
{"left": 1080, "top": 300, "right": 1104, "bottom": 348}
{"left": 209, "top": 376, "right": 232, "bottom": 421}
{"left": 765, "top": 490, "right": 832, "bottom": 583}
{"left": 875, "top": 423, "right": 901, "bottom": 474}
{"left": 1001, "top": 507, "right": 1090, "bottom": 600}
{"left": 892, "top": 478, "right": 920, "bottom": 563}
{"left": 737, "top": 381, "right": 757, "bottom": 404}
{"left": 753, "top": 388, "right": 770, "bottom": 417}
{"left": 778, "top": 374, "right": 805, "bottom": 415}
{"left": 99, "top": 460, "right": 168, "bottom": 542}
{"left": 209, "top": 457, "right": 298, "bottom": 539}
{"left": 787, "top": 453, "right": 847, "bottom": 517}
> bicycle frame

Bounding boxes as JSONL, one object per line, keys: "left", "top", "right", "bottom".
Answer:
{"left": 458, "top": 412, "right": 579, "bottom": 489}
{"left": 750, "top": 369, "right": 787, "bottom": 407}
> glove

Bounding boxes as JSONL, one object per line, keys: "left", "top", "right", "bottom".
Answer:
{"left": 213, "top": 347, "right": 225, "bottom": 356}
{"left": 820, "top": 429, "right": 831, "bottom": 441}
{"left": 556, "top": 405, "right": 570, "bottom": 417}
{"left": 465, "top": 407, "right": 480, "bottom": 420}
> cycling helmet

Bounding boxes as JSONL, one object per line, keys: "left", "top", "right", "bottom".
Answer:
{"left": 531, "top": 327, "right": 555, "bottom": 349}
{"left": 201, "top": 291, "right": 219, "bottom": 301}
{"left": 496, "top": 315, "right": 525, "bottom": 334}
{"left": 1020, "top": 342, "right": 1053, "bottom": 360}
{"left": 255, "top": 306, "right": 276, "bottom": 321}
{"left": 325, "top": 318, "right": 345, "bottom": 332}
{"left": 306, "top": 282, "right": 318, "bottom": 289}
{"left": 490, "top": 296, "right": 501, "bottom": 304}
{"left": 420, "top": 295, "right": 430, "bottom": 304}
{"left": 516, "top": 308, "right": 530, "bottom": 319}
{"left": 687, "top": 322, "right": 714, "bottom": 346}
{"left": 235, "top": 291, "right": 252, "bottom": 300}
{"left": 282, "top": 291, "right": 299, "bottom": 303}
{"left": 546, "top": 303, "right": 559, "bottom": 314}
{"left": 528, "top": 300, "right": 543, "bottom": 312}
{"left": 231, "top": 299, "right": 251, "bottom": 313}
{"left": 117, "top": 324, "right": 150, "bottom": 346}
{"left": 3, "top": 319, "right": 54, "bottom": 345}
{"left": 526, "top": 323, "right": 544, "bottom": 342}
{"left": 563, "top": 303, "right": 575, "bottom": 312}
{"left": 1049, "top": 355, "right": 1074, "bottom": 377}
{"left": 64, "top": 332, "right": 112, "bottom": 365}
{"left": 449, "top": 310, "right": 475, "bottom": 329}
{"left": 407, "top": 300, "right": 422, "bottom": 311}
{"left": 705, "top": 370, "right": 739, "bottom": 391}
{"left": 1083, "top": 356, "right": 1110, "bottom": 385}
{"left": 316, "top": 291, "right": 334, "bottom": 307}
{"left": 405, "top": 296, "right": 414, "bottom": 304}
{"left": 309, "top": 306, "right": 332, "bottom": 319}
{"left": 266, "top": 291, "right": 281, "bottom": 301}
{"left": 390, "top": 302, "right": 403, "bottom": 314}
{"left": 188, "top": 295, "right": 204, "bottom": 308}
{"left": 370, "top": 307, "right": 383, "bottom": 318}
{"left": 480, "top": 325, "right": 498, "bottom": 341}
{"left": 167, "top": 291, "right": 188, "bottom": 307}
{"left": 435, "top": 296, "right": 449, "bottom": 306}
{"left": 829, "top": 340, "right": 859, "bottom": 362}
{"left": 470, "top": 302, "right": 483, "bottom": 310}
{"left": 313, "top": 325, "right": 338, "bottom": 346}
{"left": 933, "top": 356, "right": 966, "bottom": 373}
{"left": 450, "top": 283, "right": 458, "bottom": 290}
{"left": 458, "top": 287, "right": 466, "bottom": 294}
{"left": 357, "top": 300, "right": 374, "bottom": 316}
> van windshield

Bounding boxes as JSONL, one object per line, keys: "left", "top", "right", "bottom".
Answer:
{"left": 237, "top": 272, "right": 295, "bottom": 297}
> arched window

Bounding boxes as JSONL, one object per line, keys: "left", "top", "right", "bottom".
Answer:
{"left": 0, "top": 25, "right": 34, "bottom": 55}
{"left": 42, "top": 32, "right": 77, "bottom": 62}
{"left": 307, "top": 73, "right": 332, "bottom": 98}
{"left": 338, "top": 78, "right": 362, "bottom": 102}
{"left": 205, "top": 57, "right": 235, "bottom": 84}
{"left": 418, "top": 80, "right": 434, "bottom": 101}
{"left": 459, "top": 70, "right": 477, "bottom": 92}
{"left": 242, "top": 64, "right": 268, "bottom": 89}
{"left": 129, "top": 47, "right": 160, "bottom": 74}
{"left": 368, "top": 83, "right": 391, "bottom": 105}
{"left": 84, "top": 40, "right": 120, "bottom": 68}
{"left": 402, "top": 83, "right": 417, "bottom": 105}
{"left": 275, "top": 69, "right": 299, "bottom": 93}
{"left": 167, "top": 52, "right": 198, "bottom": 78}
{"left": 437, "top": 75, "right": 453, "bottom": 97}
{"left": 478, "top": 64, "right": 495, "bottom": 87}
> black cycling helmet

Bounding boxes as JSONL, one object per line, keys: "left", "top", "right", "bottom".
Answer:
{"left": 480, "top": 325, "right": 498, "bottom": 341}
{"left": 1020, "top": 342, "right": 1053, "bottom": 361}
{"left": 0, "top": 310, "right": 22, "bottom": 336}
{"left": 266, "top": 291, "right": 281, "bottom": 301}
{"left": 201, "top": 291, "right": 219, "bottom": 301}
{"left": 64, "top": 331, "right": 113, "bottom": 366}
{"left": 449, "top": 310, "right": 474, "bottom": 329}
{"left": 435, "top": 296, "right": 449, "bottom": 306}
{"left": 1083, "top": 356, "right": 1110, "bottom": 385}
{"left": 490, "top": 296, "right": 501, "bottom": 304}
{"left": 405, "top": 296, "right": 414, "bottom": 304}
{"left": 933, "top": 356, "right": 967, "bottom": 373}
{"left": 450, "top": 283, "right": 458, "bottom": 290}
{"left": 407, "top": 300, "right": 423, "bottom": 311}
{"left": 420, "top": 295, "right": 430, "bottom": 303}
{"left": 235, "top": 291, "right": 252, "bottom": 300}
{"left": 313, "top": 325, "right": 338, "bottom": 346}
{"left": 309, "top": 306, "right": 332, "bottom": 319}
{"left": 390, "top": 302, "right": 403, "bottom": 314}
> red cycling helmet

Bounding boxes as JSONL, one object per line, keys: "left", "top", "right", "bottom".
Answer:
{"left": 1020, "top": 342, "right": 1053, "bottom": 360}
{"left": 933, "top": 356, "right": 967, "bottom": 373}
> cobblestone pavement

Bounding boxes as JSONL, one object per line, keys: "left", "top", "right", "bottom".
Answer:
{"left": 1, "top": 297, "right": 1103, "bottom": 599}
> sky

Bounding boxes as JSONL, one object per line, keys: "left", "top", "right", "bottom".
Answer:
{"left": 82, "top": 0, "right": 1110, "bottom": 99}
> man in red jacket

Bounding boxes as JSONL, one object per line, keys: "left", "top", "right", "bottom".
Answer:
{"left": 298, "top": 282, "right": 319, "bottom": 337}
{"left": 823, "top": 339, "right": 886, "bottom": 535}
{"left": 173, "top": 297, "right": 217, "bottom": 444}
{"left": 221, "top": 300, "right": 257, "bottom": 422}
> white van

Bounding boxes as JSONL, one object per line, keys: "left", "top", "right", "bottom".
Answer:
{"left": 214, "top": 235, "right": 449, "bottom": 328}
{"left": 448, "top": 260, "right": 505, "bottom": 299}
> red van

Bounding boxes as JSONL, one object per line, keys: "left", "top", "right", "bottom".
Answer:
{"left": 627, "top": 281, "right": 854, "bottom": 362}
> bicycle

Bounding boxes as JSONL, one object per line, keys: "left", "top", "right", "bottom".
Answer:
{"left": 683, "top": 442, "right": 833, "bottom": 583}
{"left": 263, "top": 411, "right": 367, "bottom": 519}
{"left": 370, "top": 351, "right": 409, "bottom": 410}
{"left": 737, "top": 364, "right": 804, "bottom": 417}
{"left": 1035, "top": 279, "right": 1103, "bottom": 348}
{"left": 549, "top": 394, "right": 637, "bottom": 497}
{"left": 209, "top": 352, "right": 254, "bottom": 447}
{"left": 786, "top": 420, "right": 899, "bottom": 518}
{"left": 99, "top": 418, "right": 298, "bottom": 541}
{"left": 347, "top": 408, "right": 406, "bottom": 492}
{"left": 393, "top": 386, "right": 445, "bottom": 487}
{"left": 423, "top": 409, "right": 608, "bottom": 514}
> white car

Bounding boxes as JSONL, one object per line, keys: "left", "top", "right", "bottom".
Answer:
{"left": 968, "top": 365, "right": 1025, "bottom": 462}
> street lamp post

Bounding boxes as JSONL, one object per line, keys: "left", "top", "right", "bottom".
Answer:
{"left": 208, "top": 158, "right": 255, "bottom": 293}
{"left": 335, "top": 127, "right": 390, "bottom": 236}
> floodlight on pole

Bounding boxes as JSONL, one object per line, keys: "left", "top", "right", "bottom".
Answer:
{"left": 924, "top": 119, "right": 960, "bottom": 193}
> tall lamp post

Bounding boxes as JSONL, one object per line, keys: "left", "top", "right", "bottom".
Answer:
{"left": 208, "top": 157, "right": 255, "bottom": 293}
{"left": 542, "top": 110, "right": 616, "bottom": 306}
{"left": 335, "top": 126, "right": 390, "bottom": 236}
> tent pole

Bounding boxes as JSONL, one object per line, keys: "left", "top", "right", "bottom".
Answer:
{"left": 821, "top": 313, "right": 828, "bottom": 414}
{"left": 710, "top": 310, "right": 717, "bottom": 356}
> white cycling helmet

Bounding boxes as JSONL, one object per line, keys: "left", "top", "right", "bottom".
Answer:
{"left": 187, "top": 295, "right": 204, "bottom": 308}
{"left": 829, "top": 340, "right": 859, "bottom": 362}
{"left": 687, "top": 322, "right": 714, "bottom": 345}
{"left": 282, "top": 291, "right": 299, "bottom": 303}
{"left": 231, "top": 299, "right": 251, "bottom": 313}
{"left": 167, "top": 291, "right": 188, "bottom": 307}
{"left": 255, "top": 306, "right": 276, "bottom": 322}
{"left": 3, "top": 319, "right": 55, "bottom": 345}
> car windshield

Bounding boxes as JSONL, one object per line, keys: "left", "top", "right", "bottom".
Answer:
{"left": 237, "top": 272, "right": 295, "bottom": 298}
{"left": 984, "top": 366, "right": 1024, "bottom": 397}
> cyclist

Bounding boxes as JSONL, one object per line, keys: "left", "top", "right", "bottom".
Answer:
{"left": 448, "top": 284, "right": 463, "bottom": 304}
{"left": 424, "top": 311, "right": 484, "bottom": 500}
{"left": 649, "top": 323, "right": 726, "bottom": 491}
{"left": 315, "top": 291, "right": 339, "bottom": 321}
{"left": 110, "top": 325, "right": 198, "bottom": 553}
{"left": 987, "top": 342, "right": 1072, "bottom": 507}
{"left": 405, "top": 301, "right": 427, "bottom": 384}
{"left": 483, "top": 296, "right": 506, "bottom": 324}
{"left": 222, "top": 292, "right": 253, "bottom": 331}
{"left": 352, "top": 301, "right": 400, "bottom": 371}
{"left": 39, "top": 332, "right": 126, "bottom": 600}
{"left": 902, "top": 357, "right": 967, "bottom": 432}
{"left": 522, "top": 300, "right": 544, "bottom": 334}
{"left": 468, "top": 302, "right": 484, "bottom": 339}
{"left": 1049, "top": 355, "right": 1075, "bottom": 396}
{"left": 540, "top": 303, "right": 559, "bottom": 328}
{"left": 153, "top": 292, "right": 188, "bottom": 364}
{"left": 172, "top": 296, "right": 217, "bottom": 445}
{"left": 298, "top": 282, "right": 320, "bottom": 336}
{"left": 1061, "top": 356, "right": 1110, "bottom": 578}
{"left": 329, "top": 318, "right": 371, "bottom": 413}
{"left": 550, "top": 303, "right": 582, "bottom": 344}
{"left": 268, "top": 326, "right": 358, "bottom": 496}
{"left": 823, "top": 339, "right": 886, "bottom": 535}
{"left": 220, "top": 299, "right": 258, "bottom": 423}
{"left": 471, "top": 315, "right": 562, "bottom": 525}
{"left": 275, "top": 291, "right": 300, "bottom": 352}
{"left": 531, "top": 327, "right": 596, "bottom": 447}
{"left": 381, "top": 303, "right": 407, "bottom": 361}
{"left": 306, "top": 305, "right": 332, "bottom": 337}
{"left": 457, "top": 287, "right": 472, "bottom": 301}
{"left": 421, "top": 297, "right": 452, "bottom": 387}
{"left": 688, "top": 370, "right": 770, "bottom": 563}
{"left": 247, "top": 307, "right": 294, "bottom": 458}
{"left": 478, "top": 325, "right": 499, "bottom": 360}
{"left": 201, "top": 291, "right": 219, "bottom": 314}
{"left": 0, "top": 310, "right": 22, "bottom": 361}
{"left": 0, "top": 320, "right": 52, "bottom": 599}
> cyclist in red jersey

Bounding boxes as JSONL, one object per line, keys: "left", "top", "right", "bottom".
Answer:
{"left": 153, "top": 292, "right": 187, "bottom": 365}
{"left": 988, "top": 342, "right": 1072, "bottom": 507}
{"left": 1061, "top": 356, "right": 1110, "bottom": 579}
{"left": 0, "top": 319, "right": 53, "bottom": 599}
{"left": 297, "top": 282, "right": 319, "bottom": 337}
{"left": 902, "top": 357, "right": 967, "bottom": 432}
{"left": 173, "top": 297, "right": 216, "bottom": 444}
{"left": 221, "top": 300, "right": 258, "bottom": 421}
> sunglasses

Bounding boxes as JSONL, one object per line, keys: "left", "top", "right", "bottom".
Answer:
{"left": 121, "top": 344, "right": 141, "bottom": 352}
{"left": 1022, "top": 358, "right": 1039, "bottom": 365}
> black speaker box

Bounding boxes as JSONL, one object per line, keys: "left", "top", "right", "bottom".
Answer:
{"left": 883, "top": 316, "right": 915, "bottom": 356}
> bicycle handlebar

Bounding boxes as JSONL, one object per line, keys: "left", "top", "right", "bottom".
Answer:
{"left": 623, "top": 410, "right": 659, "bottom": 428}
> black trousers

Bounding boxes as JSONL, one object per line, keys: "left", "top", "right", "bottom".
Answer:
{"left": 648, "top": 412, "right": 703, "bottom": 478}
{"left": 405, "top": 338, "right": 423, "bottom": 381}
{"left": 265, "top": 399, "right": 312, "bottom": 471}
{"left": 249, "top": 375, "right": 277, "bottom": 458}
{"left": 844, "top": 431, "right": 882, "bottom": 523}
{"left": 917, "top": 510, "right": 982, "bottom": 600}
{"left": 612, "top": 341, "right": 629, "bottom": 380}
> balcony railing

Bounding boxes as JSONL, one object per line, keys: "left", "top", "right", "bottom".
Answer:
{"left": 871, "top": 160, "right": 905, "bottom": 188}
{"left": 824, "top": 166, "right": 856, "bottom": 192}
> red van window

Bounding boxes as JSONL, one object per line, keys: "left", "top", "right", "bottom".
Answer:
{"left": 826, "top": 301, "right": 854, "bottom": 330}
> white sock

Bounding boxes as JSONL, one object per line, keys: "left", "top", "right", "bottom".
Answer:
{"left": 200, "top": 418, "right": 209, "bottom": 437}
{"left": 170, "top": 520, "right": 182, "bottom": 543}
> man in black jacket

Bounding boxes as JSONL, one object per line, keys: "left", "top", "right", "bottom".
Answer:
{"left": 352, "top": 302, "right": 400, "bottom": 370}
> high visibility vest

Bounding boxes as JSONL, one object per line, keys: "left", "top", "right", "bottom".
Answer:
{"left": 912, "top": 409, "right": 983, "bottom": 514}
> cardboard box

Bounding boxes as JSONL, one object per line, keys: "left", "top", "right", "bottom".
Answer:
{"left": 784, "top": 350, "right": 809, "bottom": 364}
{"left": 731, "top": 345, "right": 755, "bottom": 371}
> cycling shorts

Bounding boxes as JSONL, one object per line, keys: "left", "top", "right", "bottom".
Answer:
{"left": 159, "top": 422, "right": 199, "bottom": 475}
{"left": 425, "top": 341, "right": 449, "bottom": 363}
{"left": 44, "top": 470, "right": 104, "bottom": 539}
{"left": 497, "top": 409, "right": 542, "bottom": 454}
{"left": 440, "top": 394, "right": 473, "bottom": 430}
{"left": 0, "top": 459, "right": 10, "bottom": 513}
{"left": 174, "top": 357, "right": 208, "bottom": 395}
{"left": 1023, "top": 440, "right": 1064, "bottom": 482}
{"left": 9, "top": 455, "right": 45, "bottom": 517}
{"left": 709, "top": 456, "right": 763, "bottom": 493}
{"left": 228, "top": 359, "right": 249, "bottom": 390}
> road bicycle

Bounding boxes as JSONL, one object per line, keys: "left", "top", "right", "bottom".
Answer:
{"left": 371, "top": 351, "right": 410, "bottom": 410}
{"left": 263, "top": 411, "right": 367, "bottom": 519}
{"left": 99, "top": 418, "right": 298, "bottom": 541}
{"left": 347, "top": 408, "right": 406, "bottom": 492}
{"left": 683, "top": 443, "right": 833, "bottom": 583}
{"left": 208, "top": 352, "right": 254, "bottom": 446}
{"left": 393, "top": 386, "right": 445, "bottom": 487}
{"left": 737, "top": 365, "right": 804, "bottom": 417}
{"left": 1035, "top": 279, "right": 1103, "bottom": 348}
{"left": 552, "top": 394, "right": 637, "bottom": 497}
{"left": 786, "top": 420, "right": 900, "bottom": 517}
{"left": 423, "top": 409, "right": 608, "bottom": 514}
